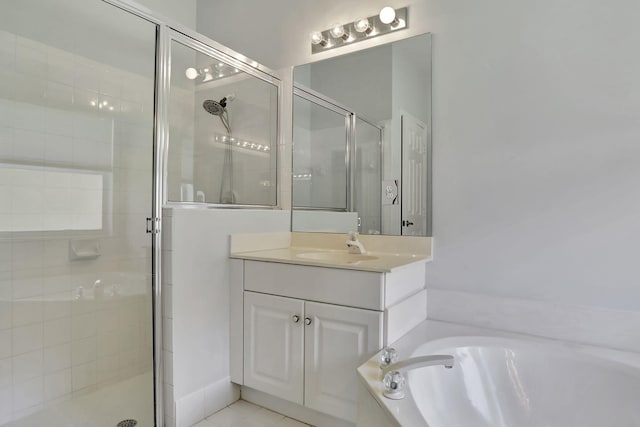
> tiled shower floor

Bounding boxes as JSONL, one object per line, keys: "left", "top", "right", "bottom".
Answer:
{"left": 2, "top": 372, "right": 153, "bottom": 427}
{"left": 193, "top": 400, "right": 312, "bottom": 427}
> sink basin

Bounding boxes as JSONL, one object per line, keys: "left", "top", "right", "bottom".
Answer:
{"left": 296, "top": 251, "right": 378, "bottom": 263}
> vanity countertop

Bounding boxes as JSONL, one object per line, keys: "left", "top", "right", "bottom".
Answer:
{"left": 230, "top": 246, "right": 431, "bottom": 273}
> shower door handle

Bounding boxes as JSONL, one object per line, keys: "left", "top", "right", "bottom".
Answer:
{"left": 146, "top": 217, "right": 160, "bottom": 234}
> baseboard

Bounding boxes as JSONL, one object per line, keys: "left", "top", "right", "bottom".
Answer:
{"left": 241, "top": 386, "right": 355, "bottom": 427}
{"left": 174, "top": 377, "right": 240, "bottom": 427}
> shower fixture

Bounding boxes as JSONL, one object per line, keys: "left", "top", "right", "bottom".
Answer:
{"left": 310, "top": 6, "right": 408, "bottom": 54}
{"left": 202, "top": 94, "right": 235, "bottom": 134}
{"left": 202, "top": 95, "right": 237, "bottom": 203}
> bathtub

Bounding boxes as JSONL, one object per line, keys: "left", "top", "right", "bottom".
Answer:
{"left": 357, "top": 320, "right": 640, "bottom": 427}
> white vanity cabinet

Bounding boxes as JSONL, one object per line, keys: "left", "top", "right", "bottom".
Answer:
{"left": 230, "top": 258, "right": 428, "bottom": 425}
{"left": 244, "top": 292, "right": 305, "bottom": 405}
{"left": 243, "top": 291, "right": 382, "bottom": 421}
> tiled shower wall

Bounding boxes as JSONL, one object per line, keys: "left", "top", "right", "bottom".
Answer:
{"left": 0, "top": 30, "right": 154, "bottom": 424}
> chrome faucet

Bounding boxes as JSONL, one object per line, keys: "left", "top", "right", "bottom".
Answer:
{"left": 380, "top": 354, "right": 454, "bottom": 400}
{"left": 346, "top": 231, "right": 366, "bottom": 254}
{"left": 381, "top": 354, "right": 454, "bottom": 375}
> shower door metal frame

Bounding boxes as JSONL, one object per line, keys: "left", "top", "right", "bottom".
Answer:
{"left": 96, "top": 1, "right": 285, "bottom": 425}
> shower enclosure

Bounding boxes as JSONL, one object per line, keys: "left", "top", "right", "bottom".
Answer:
{"left": 0, "top": 1, "right": 279, "bottom": 426}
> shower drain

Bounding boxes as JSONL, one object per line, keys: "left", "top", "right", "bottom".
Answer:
{"left": 117, "top": 420, "right": 138, "bottom": 427}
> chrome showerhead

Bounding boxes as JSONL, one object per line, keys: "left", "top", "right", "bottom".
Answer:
{"left": 203, "top": 94, "right": 235, "bottom": 116}
{"left": 203, "top": 99, "right": 226, "bottom": 116}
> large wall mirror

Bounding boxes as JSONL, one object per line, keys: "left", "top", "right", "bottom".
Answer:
{"left": 292, "top": 33, "right": 432, "bottom": 236}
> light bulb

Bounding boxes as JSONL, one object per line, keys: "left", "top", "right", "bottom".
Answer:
{"left": 185, "top": 67, "right": 199, "bottom": 80}
{"left": 329, "top": 24, "right": 349, "bottom": 40}
{"left": 310, "top": 31, "right": 327, "bottom": 46}
{"left": 354, "top": 17, "right": 373, "bottom": 34}
{"left": 379, "top": 7, "right": 399, "bottom": 25}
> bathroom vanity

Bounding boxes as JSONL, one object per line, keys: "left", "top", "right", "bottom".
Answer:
{"left": 229, "top": 232, "right": 431, "bottom": 425}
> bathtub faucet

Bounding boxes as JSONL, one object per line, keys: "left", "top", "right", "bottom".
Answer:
{"left": 381, "top": 354, "right": 454, "bottom": 400}
{"left": 381, "top": 354, "right": 455, "bottom": 375}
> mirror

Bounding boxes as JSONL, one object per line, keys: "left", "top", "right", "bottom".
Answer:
{"left": 292, "top": 33, "right": 432, "bottom": 236}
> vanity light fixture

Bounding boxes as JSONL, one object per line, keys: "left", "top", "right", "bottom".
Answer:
{"left": 354, "top": 17, "right": 373, "bottom": 34}
{"left": 329, "top": 23, "right": 350, "bottom": 40}
{"left": 310, "top": 6, "right": 408, "bottom": 54}
{"left": 379, "top": 6, "right": 400, "bottom": 27}
{"left": 310, "top": 31, "right": 328, "bottom": 47}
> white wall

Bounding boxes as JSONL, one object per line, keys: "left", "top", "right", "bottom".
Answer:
{"left": 196, "top": 0, "right": 640, "bottom": 312}
{"left": 135, "top": 0, "right": 197, "bottom": 29}
{"left": 162, "top": 208, "right": 289, "bottom": 426}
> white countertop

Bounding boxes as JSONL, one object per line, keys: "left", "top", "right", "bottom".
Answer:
{"left": 230, "top": 246, "right": 431, "bottom": 273}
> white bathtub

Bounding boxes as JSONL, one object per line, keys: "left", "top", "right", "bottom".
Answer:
{"left": 357, "top": 321, "right": 640, "bottom": 427}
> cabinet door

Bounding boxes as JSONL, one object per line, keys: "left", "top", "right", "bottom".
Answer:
{"left": 304, "top": 302, "right": 383, "bottom": 422}
{"left": 244, "top": 291, "right": 304, "bottom": 404}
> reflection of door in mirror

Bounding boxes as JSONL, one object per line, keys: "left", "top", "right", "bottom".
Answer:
{"left": 401, "top": 113, "right": 429, "bottom": 236}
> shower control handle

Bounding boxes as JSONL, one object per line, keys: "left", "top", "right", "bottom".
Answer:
{"left": 304, "top": 317, "right": 312, "bottom": 326}
{"left": 292, "top": 315, "right": 300, "bottom": 323}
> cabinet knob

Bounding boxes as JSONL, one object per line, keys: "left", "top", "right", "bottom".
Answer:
{"left": 292, "top": 315, "right": 300, "bottom": 323}
{"left": 304, "top": 317, "right": 312, "bottom": 325}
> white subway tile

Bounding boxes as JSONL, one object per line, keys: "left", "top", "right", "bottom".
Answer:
{"left": 0, "top": 300, "right": 11, "bottom": 331}
{"left": 13, "top": 376, "right": 44, "bottom": 411}
{"left": 13, "top": 349, "right": 43, "bottom": 383}
{"left": 0, "top": 330, "right": 10, "bottom": 359}
{"left": 71, "top": 336, "right": 97, "bottom": 366}
{"left": 71, "top": 361, "right": 96, "bottom": 391}
{"left": 0, "top": 357, "right": 9, "bottom": 389}
{"left": 44, "top": 133, "right": 73, "bottom": 165}
{"left": 71, "top": 312, "right": 95, "bottom": 341}
{"left": 43, "top": 316, "right": 71, "bottom": 348}
{"left": 13, "top": 129, "right": 45, "bottom": 163}
{"left": 0, "top": 385, "right": 10, "bottom": 425}
{"left": 12, "top": 299, "right": 43, "bottom": 327}
{"left": 45, "top": 109, "right": 74, "bottom": 136}
{"left": 43, "top": 293, "right": 71, "bottom": 321}
{"left": 12, "top": 274, "right": 43, "bottom": 300}
{"left": 44, "top": 368, "right": 71, "bottom": 401}
{"left": 12, "top": 323, "right": 43, "bottom": 355}
{"left": 47, "top": 49, "right": 75, "bottom": 87}
{"left": 0, "top": 186, "right": 11, "bottom": 217}
{"left": 44, "top": 343, "right": 71, "bottom": 373}
{"left": 96, "top": 308, "right": 119, "bottom": 334}
{"left": 12, "top": 241, "right": 44, "bottom": 270}
{"left": 0, "top": 126, "right": 13, "bottom": 159}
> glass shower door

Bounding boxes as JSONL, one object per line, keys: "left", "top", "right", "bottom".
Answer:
{"left": 0, "top": 1, "right": 157, "bottom": 425}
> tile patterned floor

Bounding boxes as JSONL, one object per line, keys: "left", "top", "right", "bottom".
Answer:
{"left": 192, "top": 400, "right": 313, "bottom": 427}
